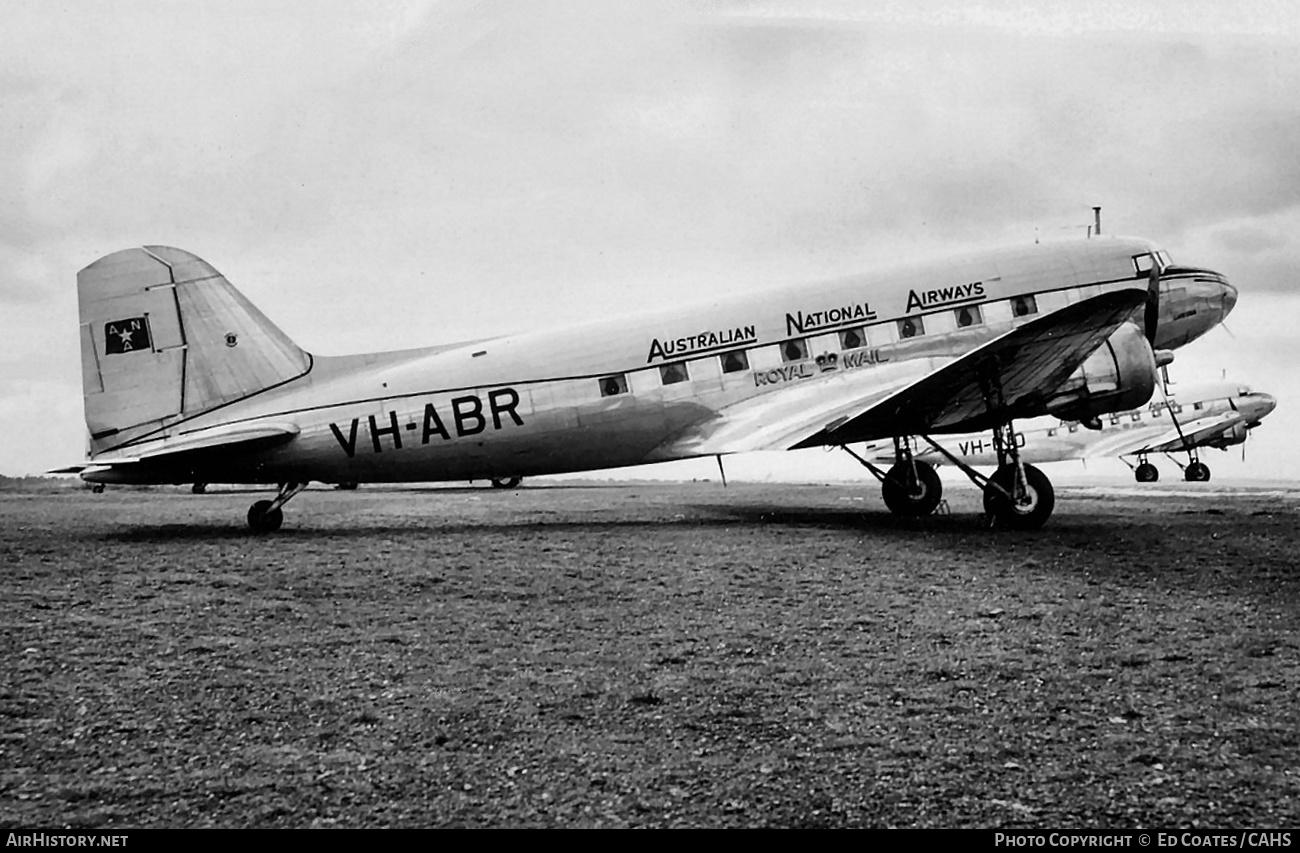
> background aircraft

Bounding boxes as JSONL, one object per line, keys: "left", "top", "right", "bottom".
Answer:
{"left": 57, "top": 235, "right": 1235, "bottom": 531}
{"left": 862, "top": 381, "right": 1275, "bottom": 483}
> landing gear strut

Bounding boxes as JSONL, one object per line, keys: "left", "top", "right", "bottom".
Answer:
{"left": 980, "top": 422, "right": 1055, "bottom": 529}
{"left": 1162, "top": 452, "right": 1211, "bottom": 482}
{"left": 900, "top": 422, "right": 1054, "bottom": 529}
{"left": 881, "top": 436, "right": 942, "bottom": 517}
{"left": 247, "top": 482, "right": 309, "bottom": 533}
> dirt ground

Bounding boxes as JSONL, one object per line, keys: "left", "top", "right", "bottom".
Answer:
{"left": 2, "top": 481, "right": 1298, "bottom": 828}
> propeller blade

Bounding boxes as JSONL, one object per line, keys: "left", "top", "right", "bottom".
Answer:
{"left": 1144, "top": 254, "right": 1162, "bottom": 344}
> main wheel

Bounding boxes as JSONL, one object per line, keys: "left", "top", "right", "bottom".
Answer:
{"left": 881, "top": 460, "right": 942, "bottom": 517}
{"left": 192, "top": 483, "right": 207, "bottom": 494}
{"left": 1134, "top": 462, "right": 1159, "bottom": 483}
{"left": 1185, "top": 461, "right": 1211, "bottom": 482}
{"left": 247, "top": 499, "right": 284, "bottom": 533}
{"left": 491, "top": 477, "right": 522, "bottom": 490}
{"left": 983, "top": 463, "right": 1055, "bottom": 530}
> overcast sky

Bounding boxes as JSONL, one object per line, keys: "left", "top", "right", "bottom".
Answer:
{"left": 3, "top": 0, "right": 1299, "bottom": 482}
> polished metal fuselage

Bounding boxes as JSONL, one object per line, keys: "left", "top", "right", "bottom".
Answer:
{"left": 88, "top": 237, "right": 1236, "bottom": 485}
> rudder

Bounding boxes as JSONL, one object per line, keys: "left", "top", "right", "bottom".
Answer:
{"left": 78, "top": 246, "right": 310, "bottom": 456}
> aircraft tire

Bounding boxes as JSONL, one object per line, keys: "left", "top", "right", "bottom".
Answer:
{"left": 491, "top": 477, "right": 522, "bottom": 490}
{"left": 1185, "top": 461, "right": 1211, "bottom": 482}
{"left": 335, "top": 482, "right": 359, "bottom": 491}
{"left": 192, "top": 483, "right": 207, "bottom": 494}
{"left": 1135, "top": 463, "right": 1159, "bottom": 483}
{"left": 91, "top": 483, "right": 105, "bottom": 494}
{"left": 247, "top": 500, "right": 284, "bottom": 533}
{"left": 983, "top": 463, "right": 1055, "bottom": 530}
{"left": 881, "top": 460, "right": 942, "bottom": 517}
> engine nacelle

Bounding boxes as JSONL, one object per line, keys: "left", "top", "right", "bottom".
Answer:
{"left": 1044, "top": 323, "right": 1158, "bottom": 422}
{"left": 1206, "top": 422, "right": 1250, "bottom": 449}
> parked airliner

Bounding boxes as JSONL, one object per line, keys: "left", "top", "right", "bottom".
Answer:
{"left": 861, "top": 381, "right": 1274, "bottom": 483}
{"left": 57, "top": 235, "right": 1236, "bottom": 530}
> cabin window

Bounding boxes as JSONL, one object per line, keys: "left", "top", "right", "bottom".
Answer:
{"left": 1067, "top": 423, "right": 1079, "bottom": 433}
{"left": 898, "top": 316, "right": 925, "bottom": 339}
{"left": 660, "top": 362, "right": 689, "bottom": 385}
{"left": 1131, "top": 411, "right": 1142, "bottom": 422}
{"left": 1011, "top": 294, "right": 1038, "bottom": 317}
{"left": 720, "top": 350, "right": 750, "bottom": 374}
{"left": 1109, "top": 413, "right": 1122, "bottom": 425}
{"left": 1193, "top": 401, "right": 1203, "bottom": 411}
{"left": 1169, "top": 402, "right": 1183, "bottom": 414}
{"left": 840, "top": 327, "right": 866, "bottom": 350}
{"left": 955, "top": 304, "right": 983, "bottom": 328}
{"left": 1046, "top": 428, "right": 1057, "bottom": 438}
{"left": 599, "top": 374, "right": 628, "bottom": 397}
{"left": 781, "top": 338, "right": 809, "bottom": 362}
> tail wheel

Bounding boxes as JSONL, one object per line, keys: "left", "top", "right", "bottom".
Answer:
{"left": 1135, "top": 463, "right": 1159, "bottom": 483}
{"left": 247, "top": 499, "right": 284, "bottom": 533}
{"left": 881, "top": 460, "right": 942, "bottom": 517}
{"left": 491, "top": 477, "right": 522, "bottom": 490}
{"left": 1185, "top": 461, "right": 1211, "bottom": 482}
{"left": 983, "top": 463, "right": 1055, "bottom": 530}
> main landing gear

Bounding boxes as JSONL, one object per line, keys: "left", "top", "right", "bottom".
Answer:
{"left": 247, "top": 482, "right": 309, "bottom": 533}
{"left": 1174, "top": 454, "right": 1211, "bottom": 482}
{"left": 491, "top": 477, "right": 522, "bottom": 489}
{"left": 841, "top": 438, "right": 942, "bottom": 518}
{"left": 842, "top": 420, "right": 1056, "bottom": 529}
{"left": 1134, "top": 459, "right": 1159, "bottom": 483}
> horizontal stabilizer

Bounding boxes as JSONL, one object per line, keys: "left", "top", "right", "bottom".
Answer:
{"left": 52, "top": 423, "right": 299, "bottom": 479}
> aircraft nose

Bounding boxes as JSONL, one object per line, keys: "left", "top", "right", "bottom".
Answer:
{"left": 1220, "top": 279, "right": 1238, "bottom": 318}
{"left": 1258, "top": 392, "right": 1277, "bottom": 415}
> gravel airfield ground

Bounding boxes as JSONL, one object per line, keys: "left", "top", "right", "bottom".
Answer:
{"left": 2, "top": 481, "right": 1299, "bottom": 828}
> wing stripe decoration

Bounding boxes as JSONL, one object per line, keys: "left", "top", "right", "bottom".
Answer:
{"left": 790, "top": 288, "right": 1149, "bottom": 448}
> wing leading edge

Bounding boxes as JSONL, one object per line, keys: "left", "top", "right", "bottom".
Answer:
{"left": 653, "top": 288, "right": 1148, "bottom": 459}
{"left": 791, "top": 288, "right": 1149, "bottom": 448}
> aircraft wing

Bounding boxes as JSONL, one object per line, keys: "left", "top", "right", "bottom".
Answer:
{"left": 1122, "top": 412, "right": 1249, "bottom": 456}
{"left": 51, "top": 423, "right": 300, "bottom": 475}
{"left": 655, "top": 288, "right": 1148, "bottom": 456}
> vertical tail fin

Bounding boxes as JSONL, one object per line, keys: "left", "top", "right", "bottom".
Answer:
{"left": 78, "top": 246, "right": 310, "bottom": 456}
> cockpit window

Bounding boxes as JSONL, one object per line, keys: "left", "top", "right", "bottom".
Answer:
{"left": 1156, "top": 250, "right": 1173, "bottom": 267}
{"left": 1238, "top": 386, "right": 1252, "bottom": 396}
{"left": 1133, "top": 254, "right": 1155, "bottom": 275}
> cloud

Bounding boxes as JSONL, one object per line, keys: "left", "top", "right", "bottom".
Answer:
{"left": 3, "top": 1, "right": 1300, "bottom": 475}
